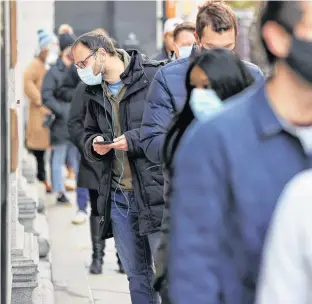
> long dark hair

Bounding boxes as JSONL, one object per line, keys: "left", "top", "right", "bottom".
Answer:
{"left": 163, "top": 48, "right": 255, "bottom": 170}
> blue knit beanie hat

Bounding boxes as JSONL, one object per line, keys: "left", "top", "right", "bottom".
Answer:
{"left": 38, "top": 29, "right": 57, "bottom": 51}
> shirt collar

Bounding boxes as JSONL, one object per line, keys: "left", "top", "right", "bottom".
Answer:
{"left": 251, "top": 82, "right": 284, "bottom": 138}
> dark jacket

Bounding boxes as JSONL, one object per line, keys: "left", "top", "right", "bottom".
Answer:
{"left": 68, "top": 82, "right": 103, "bottom": 189}
{"left": 42, "top": 58, "right": 75, "bottom": 145}
{"left": 151, "top": 46, "right": 170, "bottom": 61}
{"left": 55, "top": 63, "right": 80, "bottom": 102}
{"left": 83, "top": 50, "right": 165, "bottom": 239}
{"left": 168, "top": 82, "right": 312, "bottom": 304}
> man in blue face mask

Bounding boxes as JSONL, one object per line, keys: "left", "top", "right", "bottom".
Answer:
{"left": 171, "top": 22, "right": 196, "bottom": 60}
{"left": 71, "top": 32, "right": 165, "bottom": 304}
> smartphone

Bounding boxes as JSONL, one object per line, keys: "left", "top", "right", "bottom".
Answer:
{"left": 94, "top": 141, "right": 113, "bottom": 145}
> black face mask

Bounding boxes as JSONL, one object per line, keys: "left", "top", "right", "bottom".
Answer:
{"left": 286, "top": 35, "right": 312, "bottom": 84}
{"left": 200, "top": 45, "right": 235, "bottom": 55}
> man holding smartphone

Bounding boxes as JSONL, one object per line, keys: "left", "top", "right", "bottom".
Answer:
{"left": 71, "top": 32, "right": 164, "bottom": 304}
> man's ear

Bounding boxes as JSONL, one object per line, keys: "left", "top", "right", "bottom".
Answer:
{"left": 97, "top": 48, "right": 107, "bottom": 56}
{"left": 172, "top": 43, "right": 180, "bottom": 59}
{"left": 262, "top": 21, "right": 291, "bottom": 59}
{"left": 194, "top": 32, "right": 201, "bottom": 49}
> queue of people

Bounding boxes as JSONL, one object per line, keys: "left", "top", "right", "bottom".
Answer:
{"left": 23, "top": 1, "right": 312, "bottom": 303}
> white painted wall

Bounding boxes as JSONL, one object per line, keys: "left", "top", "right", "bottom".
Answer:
{"left": 15, "top": 0, "right": 55, "bottom": 163}
{"left": 5, "top": 3, "right": 54, "bottom": 302}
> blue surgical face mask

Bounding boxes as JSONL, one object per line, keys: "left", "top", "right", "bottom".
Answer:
{"left": 77, "top": 66, "right": 102, "bottom": 86}
{"left": 189, "top": 88, "right": 223, "bottom": 120}
{"left": 179, "top": 45, "right": 193, "bottom": 58}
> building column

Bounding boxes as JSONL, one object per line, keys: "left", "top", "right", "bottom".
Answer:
{"left": 4, "top": 2, "right": 39, "bottom": 303}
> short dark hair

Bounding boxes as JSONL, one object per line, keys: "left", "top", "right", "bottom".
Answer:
{"left": 173, "top": 22, "right": 196, "bottom": 42}
{"left": 196, "top": 1, "right": 238, "bottom": 39}
{"left": 260, "top": 1, "right": 302, "bottom": 64}
{"left": 71, "top": 32, "right": 117, "bottom": 56}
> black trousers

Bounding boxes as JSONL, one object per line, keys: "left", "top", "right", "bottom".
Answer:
{"left": 88, "top": 189, "right": 122, "bottom": 265}
{"left": 31, "top": 150, "right": 46, "bottom": 182}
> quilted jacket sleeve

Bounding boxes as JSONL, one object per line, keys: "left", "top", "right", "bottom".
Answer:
{"left": 140, "top": 68, "right": 175, "bottom": 164}
{"left": 83, "top": 100, "right": 107, "bottom": 163}
{"left": 68, "top": 82, "right": 87, "bottom": 153}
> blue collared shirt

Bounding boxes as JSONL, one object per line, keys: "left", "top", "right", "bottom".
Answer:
{"left": 168, "top": 81, "right": 312, "bottom": 304}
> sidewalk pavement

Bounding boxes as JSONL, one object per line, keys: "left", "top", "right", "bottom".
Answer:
{"left": 46, "top": 191, "right": 131, "bottom": 304}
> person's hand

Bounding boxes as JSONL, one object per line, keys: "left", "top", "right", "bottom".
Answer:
{"left": 92, "top": 136, "right": 112, "bottom": 155}
{"left": 39, "top": 105, "right": 51, "bottom": 115}
{"left": 109, "top": 135, "right": 129, "bottom": 151}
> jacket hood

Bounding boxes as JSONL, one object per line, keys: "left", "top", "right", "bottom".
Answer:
{"left": 120, "top": 49, "right": 145, "bottom": 85}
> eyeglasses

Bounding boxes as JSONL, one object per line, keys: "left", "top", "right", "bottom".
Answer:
{"left": 74, "top": 49, "right": 98, "bottom": 69}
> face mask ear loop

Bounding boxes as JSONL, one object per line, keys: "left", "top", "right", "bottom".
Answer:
{"left": 113, "top": 152, "right": 130, "bottom": 219}
{"left": 102, "top": 90, "right": 129, "bottom": 218}
{"left": 100, "top": 55, "right": 104, "bottom": 77}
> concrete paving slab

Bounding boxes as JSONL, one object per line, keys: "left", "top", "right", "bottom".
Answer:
{"left": 47, "top": 191, "right": 130, "bottom": 303}
{"left": 92, "top": 290, "right": 131, "bottom": 304}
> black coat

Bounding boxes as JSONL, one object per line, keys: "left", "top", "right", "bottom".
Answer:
{"left": 42, "top": 58, "right": 75, "bottom": 145}
{"left": 83, "top": 50, "right": 165, "bottom": 239}
{"left": 54, "top": 63, "right": 80, "bottom": 102}
{"left": 68, "top": 82, "right": 103, "bottom": 189}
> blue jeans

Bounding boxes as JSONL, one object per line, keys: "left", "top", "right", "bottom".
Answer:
{"left": 51, "top": 143, "right": 68, "bottom": 192}
{"left": 111, "top": 190, "right": 161, "bottom": 304}
{"left": 70, "top": 145, "right": 89, "bottom": 212}
{"left": 51, "top": 143, "right": 80, "bottom": 193}
{"left": 66, "top": 143, "right": 79, "bottom": 169}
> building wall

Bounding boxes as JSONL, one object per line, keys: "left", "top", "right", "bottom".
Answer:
{"left": 16, "top": 0, "right": 55, "bottom": 133}
{"left": 55, "top": 1, "right": 112, "bottom": 37}
{"left": 0, "top": 2, "right": 14, "bottom": 304}
{"left": 55, "top": 1, "right": 157, "bottom": 56}
{"left": 2, "top": 2, "right": 55, "bottom": 302}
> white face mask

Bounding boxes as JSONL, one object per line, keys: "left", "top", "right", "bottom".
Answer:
{"left": 179, "top": 45, "right": 193, "bottom": 58}
{"left": 46, "top": 52, "right": 58, "bottom": 65}
{"left": 189, "top": 88, "right": 223, "bottom": 120}
{"left": 46, "top": 44, "right": 60, "bottom": 65}
{"left": 77, "top": 66, "right": 102, "bottom": 86}
{"left": 77, "top": 54, "right": 104, "bottom": 86}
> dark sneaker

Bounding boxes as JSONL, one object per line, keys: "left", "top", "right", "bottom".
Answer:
{"left": 57, "top": 193, "right": 70, "bottom": 204}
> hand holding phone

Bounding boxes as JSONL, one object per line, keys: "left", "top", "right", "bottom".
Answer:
{"left": 92, "top": 136, "right": 112, "bottom": 155}
{"left": 94, "top": 140, "right": 113, "bottom": 145}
